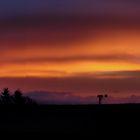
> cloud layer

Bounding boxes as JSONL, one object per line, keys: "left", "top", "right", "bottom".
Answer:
{"left": 0, "top": 0, "right": 140, "bottom": 100}
{"left": 0, "top": 71, "right": 140, "bottom": 97}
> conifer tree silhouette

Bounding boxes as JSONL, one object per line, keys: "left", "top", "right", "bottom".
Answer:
{"left": 0, "top": 88, "right": 37, "bottom": 105}
{"left": 14, "top": 90, "right": 25, "bottom": 105}
{"left": 1, "top": 88, "right": 12, "bottom": 105}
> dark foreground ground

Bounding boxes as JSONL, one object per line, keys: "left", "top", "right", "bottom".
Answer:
{"left": 0, "top": 104, "right": 140, "bottom": 138}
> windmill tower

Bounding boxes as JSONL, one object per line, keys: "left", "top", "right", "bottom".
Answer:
{"left": 97, "top": 94, "right": 108, "bottom": 105}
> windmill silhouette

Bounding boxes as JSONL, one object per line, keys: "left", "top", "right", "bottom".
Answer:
{"left": 97, "top": 94, "right": 108, "bottom": 105}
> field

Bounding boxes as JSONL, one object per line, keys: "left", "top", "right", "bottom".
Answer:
{"left": 0, "top": 104, "right": 139, "bottom": 138}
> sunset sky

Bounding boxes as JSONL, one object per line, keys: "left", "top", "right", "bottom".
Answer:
{"left": 0, "top": 0, "right": 140, "bottom": 101}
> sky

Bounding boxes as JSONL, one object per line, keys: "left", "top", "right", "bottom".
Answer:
{"left": 0, "top": 0, "right": 140, "bottom": 102}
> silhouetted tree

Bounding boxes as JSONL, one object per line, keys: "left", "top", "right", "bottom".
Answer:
{"left": 97, "top": 94, "right": 108, "bottom": 105}
{"left": 0, "top": 88, "right": 37, "bottom": 106}
{"left": 13, "top": 90, "right": 25, "bottom": 105}
{"left": 1, "top": 88, "right": 13, "bottom": 105}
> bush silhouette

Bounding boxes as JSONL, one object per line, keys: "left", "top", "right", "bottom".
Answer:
{"left": 24, "top": 96, "right": 37, "bottom": 105}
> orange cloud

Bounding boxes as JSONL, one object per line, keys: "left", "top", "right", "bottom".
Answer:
{"left": 0, "top": 15, "right": 140, "bottom": 79}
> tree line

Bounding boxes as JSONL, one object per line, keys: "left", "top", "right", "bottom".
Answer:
{"left": 0, "top": 88, "right": 36, "bottom": 105}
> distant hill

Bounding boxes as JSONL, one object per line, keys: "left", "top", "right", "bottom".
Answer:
{"left": 27, "top": 91, "right": 140, "bottom": 104}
